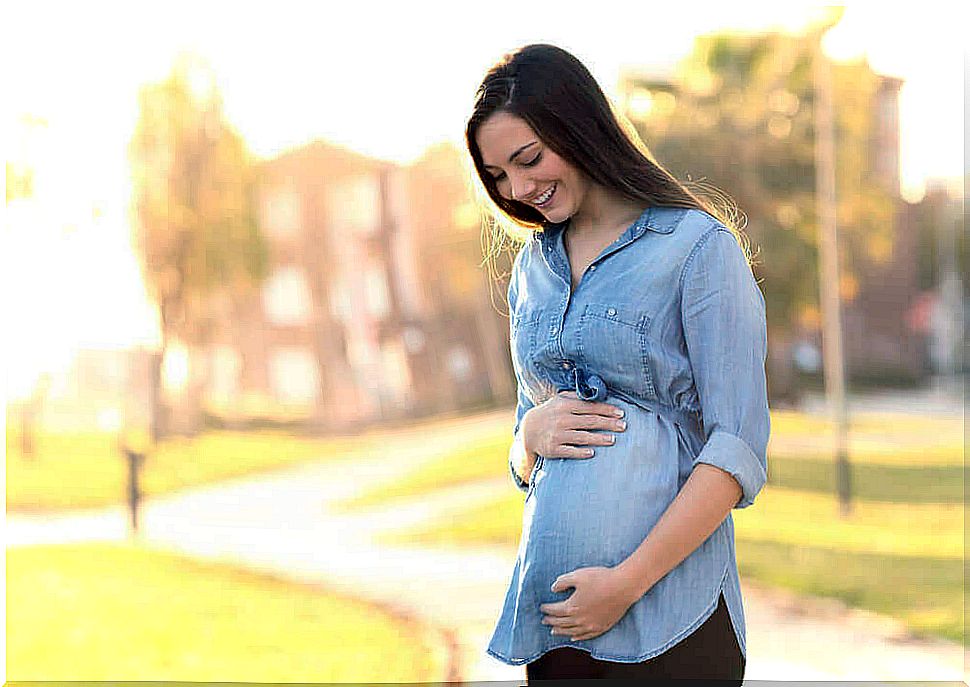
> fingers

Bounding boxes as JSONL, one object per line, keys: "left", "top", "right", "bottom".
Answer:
{"left": 545, "top": 435, "right": 616, "bottom": 459}
{"left": 568, "top": 414, "right": 627, "bottom": 432}
{"left": 564, "top": 430, "right": 616, "bottom": 447}
{"left": 552, "top": 445, "right": 597, "bottom": 459}
{"left": 570, "top": 631, "right": 599, "bottom": 641}
{"left": 539, "top": 392, "right": 626, "bottom": 459}
{"left": 558, "top": 391, "right": 623, "bottom": 418}
{"left": 571, "top": 401, "right": 625, "bottom": 419}
{"left": 542, "top": 615, "right": 592, "bottom": 640}
{"left": 547, "top": 622, "right": 584, "bottom": 635}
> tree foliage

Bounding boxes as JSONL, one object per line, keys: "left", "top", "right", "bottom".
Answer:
{"left": 128, "top": 52, "right": 267, "bottom": 435}
{"left": 130, "top": 53, "right": 266, "bottom": 344}
{"left": 628, "top": 25, "right": 898, "bottom": 334}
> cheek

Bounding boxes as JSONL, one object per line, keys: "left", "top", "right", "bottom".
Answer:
{"left": 564, "top": 169, "right": 586, "bottom": 199}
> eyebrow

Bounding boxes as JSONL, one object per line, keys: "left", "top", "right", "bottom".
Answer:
{"left": 483, "top": 141, "right": 538, "bottom": 170}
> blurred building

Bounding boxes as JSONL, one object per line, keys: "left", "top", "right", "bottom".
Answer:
{"left": 203, "top": 140, "right": 514, "bottom": 431}
{"left": 904, "top": 182, "right": 967, "bottom": 379}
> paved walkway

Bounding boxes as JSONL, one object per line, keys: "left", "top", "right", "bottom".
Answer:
{"left": 797, "top": 378, "right": 965, "bottom": 418}
{"left": 6, "top": 401, "right": 967, "bottom": 683}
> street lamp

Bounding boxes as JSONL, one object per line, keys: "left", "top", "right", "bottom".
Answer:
{"left": 813, "top": 14, "right": 852, "bottom": 516}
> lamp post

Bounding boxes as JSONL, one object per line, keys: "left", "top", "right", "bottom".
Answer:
{"left": 116, "top": 422, "right": 148, "bottom": 537}
{"left": 814, "top": 30, "right": 852, "bottom": 516}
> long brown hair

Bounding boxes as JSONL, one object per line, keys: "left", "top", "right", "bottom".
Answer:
{"left": 464, "top": 44, "right": 750, "bottom": 282}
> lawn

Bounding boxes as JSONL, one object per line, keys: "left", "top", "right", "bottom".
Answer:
{"left": 330, "top": 429, "right": 513, "bottom": 512}
{"left": 351, "top": 408, "right": 966, "bottom": 645}
{"left": 6, "top": 428, "right": 385, "bottom": 512}
{"left": 6, "top": 543, "right": 448, "bottom": 681}
{"left": 331, "top": 408, "right": 964, "bottom": 511}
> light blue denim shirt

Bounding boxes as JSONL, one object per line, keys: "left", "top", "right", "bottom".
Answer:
{"left": 487, "top": 205, "right": 770, "bottom": 666}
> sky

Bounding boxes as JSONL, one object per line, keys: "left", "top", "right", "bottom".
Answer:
{"left": 2, "top": 1, "right": 967, "bottom": 400}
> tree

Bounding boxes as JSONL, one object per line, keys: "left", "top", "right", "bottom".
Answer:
{"left": 623, "top": 21, "right": 899, "bottom": 401}
{"left": 129, "top": 52, "right": 267, "bottom": 438}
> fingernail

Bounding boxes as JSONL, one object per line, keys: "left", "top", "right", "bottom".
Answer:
{"left": 615, "top": 409, "right": 624, "bottom": 417}
{"left": 586, "top": 449, "right": 594, "bottom": 456}
{"left": 618, "top": 421, "right": 626, "bottom": 430}
{"left": 608, "top": 435, "right": 615, "bottom": 443}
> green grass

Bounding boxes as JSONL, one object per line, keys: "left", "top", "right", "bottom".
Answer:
{"left": 768, "top": 456, "right": 965, "bottom": 502}
{"left": 364, "top": 409, "right": 965, "bottom": 646}
{"left": 379, "top": 484, "right": 964, "bottom": 644}
{"left": 767, "top": 410, "right": 964, "bottom": 466}
{"left": 735, "top": 539, "right": 964, "bottom": 644}
{"left": 768, "top": 408, "right": 962, "bottom": 439}
{"left": 6, "top": 429, "right": 384, "bottom": 512}
{"left": 330, "top": 428, "right": 511, "bottom": 511}
{"left": 6, "top": 543, "right": 448, "bottom": 681}
{"left": 331, "top": 408, "right": 964, "bottom": 514}
{"left": 382, "top": 484, "right": 963, "bottom": 558}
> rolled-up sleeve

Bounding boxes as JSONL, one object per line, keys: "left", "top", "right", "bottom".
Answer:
{"left": 680, "top": 227, "right": 770, "bottom": 508}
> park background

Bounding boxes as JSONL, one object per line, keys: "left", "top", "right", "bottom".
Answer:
{"left": 4, "top": 1, "right": 967, "bottom": 682}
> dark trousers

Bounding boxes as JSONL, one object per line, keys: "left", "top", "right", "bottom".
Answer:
{"left": 526, "top": 592, "right": 744, "bottom": 684}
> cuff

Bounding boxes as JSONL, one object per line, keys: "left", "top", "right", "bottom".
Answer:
{"left": 508, "top": 434, "right": 530, "bottom": 494}
{"left": 509, "top": 457, "right": 530, "bottom": 493}
{"left": 693, "top": 429, "right": 767, "bottom": 509}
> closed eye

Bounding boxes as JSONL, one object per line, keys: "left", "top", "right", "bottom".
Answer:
{"left": 489, "top": 152, "right": 542, "bottom": 183}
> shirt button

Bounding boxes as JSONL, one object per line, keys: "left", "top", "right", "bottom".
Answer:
{"left": 607, "top": 307, "right": 617, "bottom": 317}
{"left": 562, "top": 361, "right": 573, "bottom": 370}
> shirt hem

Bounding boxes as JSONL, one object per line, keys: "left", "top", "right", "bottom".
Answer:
{"left": 487, "top": 568, "right": 736, "bottom": 666}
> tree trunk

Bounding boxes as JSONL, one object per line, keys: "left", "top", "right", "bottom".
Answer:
{"left": 150, "top": 343, "right": 167, "bottom": 443}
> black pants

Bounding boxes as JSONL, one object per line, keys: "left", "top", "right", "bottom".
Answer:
{"left": 526, "top": 592, "right": 744, "bottom": 684}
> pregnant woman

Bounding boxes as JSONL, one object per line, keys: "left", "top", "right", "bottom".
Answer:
{"left": 465, "top": 44, "right": 770, "bottom": 682}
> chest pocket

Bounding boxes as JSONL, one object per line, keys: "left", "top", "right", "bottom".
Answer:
{"left": 510, "top": 307, "right": 544, "bottom": 391}
{"left": 577, "top": 302, "right": 657, "bottom": 398}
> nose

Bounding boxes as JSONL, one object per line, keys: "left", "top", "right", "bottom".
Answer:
{"left": 507, "top": 172, "right": 536, "bottom": 202}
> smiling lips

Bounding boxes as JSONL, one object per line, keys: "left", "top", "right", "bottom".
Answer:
{"left": 531, "top": 183, "right": 556, "bottom": 208}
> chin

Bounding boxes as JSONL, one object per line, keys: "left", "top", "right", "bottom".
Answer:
{"left": 538, "top": 205, "right": 571, "bottom": 224}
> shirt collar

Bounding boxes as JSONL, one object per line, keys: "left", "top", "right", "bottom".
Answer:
{"left": 533, "top": 205, "right": 685, "bottom": 251}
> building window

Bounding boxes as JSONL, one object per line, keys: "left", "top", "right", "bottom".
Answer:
{"left": 327, "top": 174, "right": 381, "bottom": 235}
{"left": 208, "top": 345, "right": 240, "bottom": 401}
{"left": 330, "top": 279, "right": 353, "bottom": 322}
{"left": 446, "top": 345, "right": 473, "bottom": 382}
{"left": 262, "top": 266, "right": 312, "bottom": 326}
{"left": 262, "top": 186, "right": 302, "bottom": 238}
{"left": 380, "top": 339, "right": 411, "bottom": 402}
{"left": 364, "top": 263, "right": 389, "bottom": 318}
{"left": 268, "top": 346, "right": 319, "bottom": 403}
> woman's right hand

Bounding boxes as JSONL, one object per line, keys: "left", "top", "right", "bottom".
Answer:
{"left": 521, "top": 390, "right": 627, "bottom": 461}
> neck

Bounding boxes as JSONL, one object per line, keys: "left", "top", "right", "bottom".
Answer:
{"left": 569, "top": 184, "right": 647, "bottom": 239}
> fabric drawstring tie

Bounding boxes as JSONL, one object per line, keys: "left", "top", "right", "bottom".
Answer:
{"left": 571, "top": 367, "right": 608, "bottom": 402}
{"left": 563, "top": 367, "right": 704, "bottom": 433}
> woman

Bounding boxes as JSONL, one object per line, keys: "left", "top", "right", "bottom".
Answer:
{"left": 465, "top": 44, "right": 770, "bottom": 682}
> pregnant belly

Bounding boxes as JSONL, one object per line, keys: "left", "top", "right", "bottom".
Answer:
{"left": 520, "top": 409, "right": 681, "bottom": 571}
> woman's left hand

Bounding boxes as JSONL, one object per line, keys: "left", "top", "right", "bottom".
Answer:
{"left": 539, "top": 566, "right": 638, "bottom": 642}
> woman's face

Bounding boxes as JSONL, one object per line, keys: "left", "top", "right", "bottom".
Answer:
{"left": 476, "top": 111, "right": 589, "bottom": 224}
